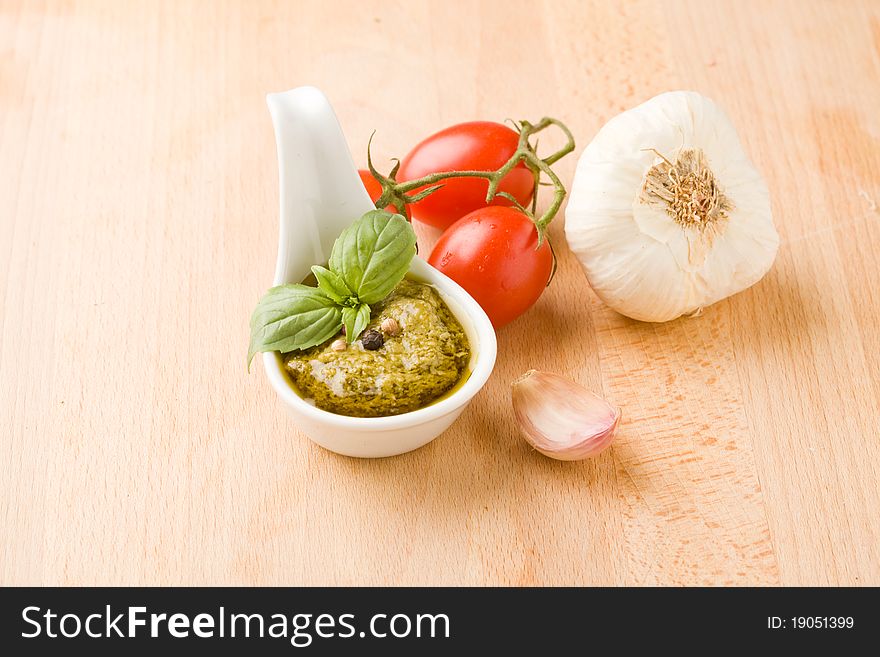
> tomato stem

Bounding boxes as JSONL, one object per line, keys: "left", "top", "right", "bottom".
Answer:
{"left": 367, "top": 117, "right": 575, "bottom": 247}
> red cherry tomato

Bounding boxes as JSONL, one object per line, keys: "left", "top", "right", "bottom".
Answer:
{"left": 397, "top": 122, "right": 534, "bottom": 230}
{"left": 358, "top": 169, "right": 409, "bottom": 218}
{"left": 428, "top": 206, "right": 552, "bottom": 328}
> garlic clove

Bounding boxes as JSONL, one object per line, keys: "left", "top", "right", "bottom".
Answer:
{"left": 511, "top": 370, "right": 620, "bottom": 461}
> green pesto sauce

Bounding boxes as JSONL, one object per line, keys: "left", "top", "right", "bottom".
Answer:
{"left": 283, "top": 278, "right": 471, "bottom": 417}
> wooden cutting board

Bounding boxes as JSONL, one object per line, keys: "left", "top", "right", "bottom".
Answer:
{"left": 2, "top": 0, "right": 879, "bottom": 585}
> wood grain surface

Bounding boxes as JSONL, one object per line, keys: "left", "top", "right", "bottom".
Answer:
{"left": 2, "top": 0, "right": 879, "bottom": 586}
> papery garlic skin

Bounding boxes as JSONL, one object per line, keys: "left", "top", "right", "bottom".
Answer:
{"left": 511, "top": 370, "right": 620, "bottom": 461}
{"left": 565, "top": 91, "right": 779, "bottom": 322}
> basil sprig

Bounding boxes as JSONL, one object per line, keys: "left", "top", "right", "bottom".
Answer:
{"left": 248, "top": 210, "right": 416, "bottom": 367}
{"left": 329, "top": 210, "right": 418, "bottom": 304}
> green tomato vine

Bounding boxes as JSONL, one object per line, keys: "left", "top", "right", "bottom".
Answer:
{"left": 366, "top": 117, "right": 575, "bottom": 247}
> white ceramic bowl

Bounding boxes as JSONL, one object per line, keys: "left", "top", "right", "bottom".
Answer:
{"left": 263, "top": 86, "right": 497, "bottom": 458}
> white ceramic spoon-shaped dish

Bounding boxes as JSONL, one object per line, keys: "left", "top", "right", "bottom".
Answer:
{"left": 263, "top": 86, "right": 497, "bottom": 458}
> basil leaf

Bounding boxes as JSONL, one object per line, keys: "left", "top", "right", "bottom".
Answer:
{"left": 341, "top": 303, "right": 371, "bottom": 343}
{"left": 311, "top": 265, "right": 354, "bottom": 305}
{"left": 247, "top": 284, "right": 342, "bottom": 368}
{"left": 329, "top": 210, "right": 417, "bottom": 305}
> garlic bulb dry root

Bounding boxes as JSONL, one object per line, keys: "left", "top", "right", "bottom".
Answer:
{"left": 511, "top": 370, "right": 620, "bottom": 461}
{"left": 565, "top": 91, "right": 779, "bottom": 322}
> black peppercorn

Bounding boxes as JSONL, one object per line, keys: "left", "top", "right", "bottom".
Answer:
{"left": 361, "top": 329, "right": 384, "bottom": 350}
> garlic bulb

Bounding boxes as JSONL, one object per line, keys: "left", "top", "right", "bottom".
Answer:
{"left": 565, "top": 91, "right": 779, "bottom": 322}
{"left": 511, "top": 370, "right": 620, "bottom": 461}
